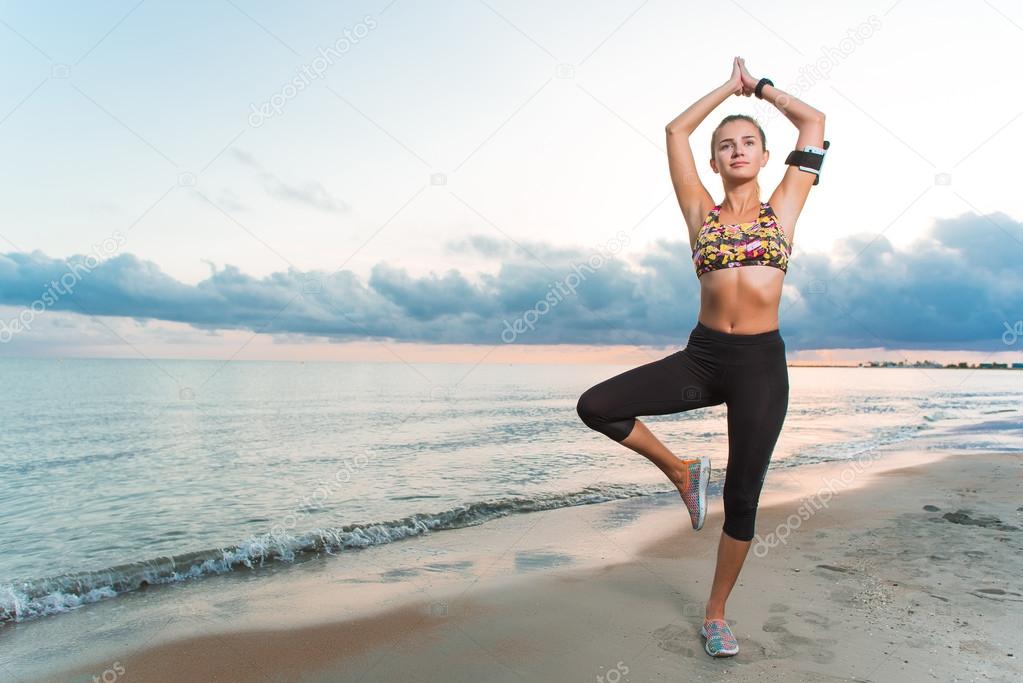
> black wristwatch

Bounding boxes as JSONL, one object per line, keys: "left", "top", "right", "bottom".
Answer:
{"left": 755, "top": 77, "right": 774, "bottom": 99}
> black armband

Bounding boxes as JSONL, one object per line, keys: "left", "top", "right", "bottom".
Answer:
{"left": 784, "top": 140, "right": 830, "bottom": 185}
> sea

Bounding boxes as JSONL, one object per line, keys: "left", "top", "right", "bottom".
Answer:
{"left": 1, "top": 356, "right": 1021, "bottom": 629}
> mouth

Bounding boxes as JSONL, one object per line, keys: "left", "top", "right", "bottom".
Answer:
{"left": 730, "top": 162, "right": 749, "bottom": 167}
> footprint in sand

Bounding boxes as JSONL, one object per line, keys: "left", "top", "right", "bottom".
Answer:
{"left": 651, "top": 623, "right": 708, "bottom": 659}
{"left": 761, "top": 615, "right": 837, "bottom": 664}
{"left": 969, "top": 588, "right": 1023, "bottom": 602}
{"left": 942, "top": 509, "right": 1019, "bottom": 531}
{"left": 797, "top": 610, "right": 831, "bottom": 627}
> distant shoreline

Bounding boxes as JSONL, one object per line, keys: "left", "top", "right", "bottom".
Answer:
{"left": 790, "top": 363, "right": 1022, "bottom": 369}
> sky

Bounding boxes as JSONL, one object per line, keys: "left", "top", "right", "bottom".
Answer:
{"left": 1, "top": 0, "right": 1021, "bottom": 365}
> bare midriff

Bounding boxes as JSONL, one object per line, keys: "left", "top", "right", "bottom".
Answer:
{"left": 696, "top": 265, "right": 783, "bottom": 334}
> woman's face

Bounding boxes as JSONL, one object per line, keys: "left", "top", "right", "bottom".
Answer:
{"left": 712, "top": 122, "right": 767, "bottom": 179}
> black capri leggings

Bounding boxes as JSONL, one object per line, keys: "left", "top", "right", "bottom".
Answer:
{"left": 575, "top": 320, "right": 789, "bottom": 542}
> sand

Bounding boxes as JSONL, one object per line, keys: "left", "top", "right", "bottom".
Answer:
{"left": 19, "top": 446, "right": 1023, "bottom": 683}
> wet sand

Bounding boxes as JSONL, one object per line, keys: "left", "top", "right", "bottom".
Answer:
{"left": 26, "top": 446, "right": 1023, "bottom": 682}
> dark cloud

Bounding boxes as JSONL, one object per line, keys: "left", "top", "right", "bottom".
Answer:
{"left": 1, "top": 211, "right": 1021, "bottom": 351}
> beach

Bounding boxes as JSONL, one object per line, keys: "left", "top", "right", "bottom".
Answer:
{"left": 1, "top": 3, "right": 1020, "bottom": 681}
{"left": 17, "top": 443, "right": 1020, "bottom": 683}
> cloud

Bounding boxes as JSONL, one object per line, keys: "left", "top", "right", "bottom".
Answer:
{"left": 262, "top": 176, "right": 349, "bottom": 214}
{"left": 227, "top": 148, "right": 350, "bottom": 214}
{"left": 1, "top": 210, "right": 1021, "bottom": 351}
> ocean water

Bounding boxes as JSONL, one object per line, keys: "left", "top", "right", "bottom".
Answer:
{"left": 1, "top": 356, "right": 1021, "bottom": 625}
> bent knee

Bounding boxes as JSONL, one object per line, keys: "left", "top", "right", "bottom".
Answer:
{"left": 576, "top": 387, "right": 601, "bottom": 425}
{"left": 575, "top": 388, "right": 633, "bottom": 441}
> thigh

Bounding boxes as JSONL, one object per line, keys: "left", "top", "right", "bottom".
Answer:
{"left": 722, "top": 349, "right": 789, "bottom": 496}
{"left": 580, "top": 347, "right": 725, "bottom": 420}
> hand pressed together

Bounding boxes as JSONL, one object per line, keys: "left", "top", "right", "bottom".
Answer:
{"left": 727, "top": 56, "right": 761, "bottom": 97}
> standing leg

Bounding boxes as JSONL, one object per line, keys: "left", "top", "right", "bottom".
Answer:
{"left": 704, "top": 345, "right": 789, "bottom": 625}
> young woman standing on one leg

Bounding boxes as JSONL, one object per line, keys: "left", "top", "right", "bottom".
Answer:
{"left": 576, "top": 57, "right": 827, "bottom": 658}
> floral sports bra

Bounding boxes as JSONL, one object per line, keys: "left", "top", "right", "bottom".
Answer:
{"left": 691, "top": 201, "right": 791, "bottom": 278}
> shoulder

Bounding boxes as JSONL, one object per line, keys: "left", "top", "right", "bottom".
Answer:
{"left": 691, "top": 201, "right": 719, "bottom": 236}
{"left": 762, "top": 199, "right": 796, "bottom": 247}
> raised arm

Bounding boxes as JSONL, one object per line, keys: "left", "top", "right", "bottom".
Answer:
{"left": 665, "top": 59, "right": 744, "bottom": 245}
{"left": 737, "top": 58, "right": 826, "bottom": 244}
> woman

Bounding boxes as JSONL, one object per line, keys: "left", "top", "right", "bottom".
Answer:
{"left": 575, "top": 57, "right": 826, "bottom": 658}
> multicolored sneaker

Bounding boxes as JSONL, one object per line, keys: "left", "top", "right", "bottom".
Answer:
{"left": 699, "top": 618, "right": 739, "bottom": 657}
{"left": 679, "top": 457, "right": 710, "bottom": 530}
